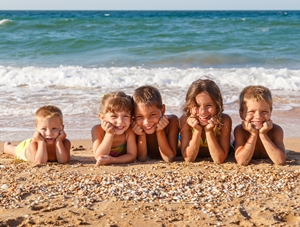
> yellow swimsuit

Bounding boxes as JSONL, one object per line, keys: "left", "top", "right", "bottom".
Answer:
{"left": 15, "top": 138, "right": 32, "bottom": 161}
{"left": 192, "top": 128, "right": 217, "bottom": 147}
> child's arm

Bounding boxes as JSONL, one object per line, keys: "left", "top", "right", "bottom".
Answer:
{"left": 205, "top": 114, "right": 232, "bottom": 164}
{"left": 234, "top": 122, "right": 258, "bottom": 165}
{"left": 156, "top": 115, "right": 178, "bottom": 162}
{"left": 259, "top": 121, "right": 286, "bottom": 165}
{"left": 29, "top": 131, "right": 48, "bottom": 164}
{"left": 96, "top": 129, "right": 137, "bottom": 165}
{"left": 180, "top": 116, "right": 202, "bottom": 162}
{"left": 92, "top": 122, "right": 115, "bottom": 160}
{"left": 55, "top": 130, "right": 71, "bottom": 163}
{"left": 131, "top": 121, "right": 147, "bottom": 161}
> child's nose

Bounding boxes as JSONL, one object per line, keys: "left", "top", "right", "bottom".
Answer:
{"left": 198, "top": 106, "right": 206, "bottom": 114}
{"left": 254, "top": 111, "right": 262, "bottom": 118}
{"left": 116, "top": 117, "right": 123, "bottom": 124}
{"left": 46, "top": 129, "right": 52, "bottom": 135}
{"left": 143, "top": 118, "right": 149, "bottom": 125}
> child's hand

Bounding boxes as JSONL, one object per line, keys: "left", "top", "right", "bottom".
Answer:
{"left": 33, "top": 131, "right": 45, "bottom": 142}
{"left": 187, "top": 117, "right": 202, "bottom": 131}
{"left": 95, "top": 155, "right": 111, "bottom": 166}
{"left": 259, "top": 119, "right": 273, "bottom": 134}
{"left": 131, "top": 121, "right": 145, "bottom": 136}
{"left": 204, "top": 117, "right": 216, "bottom": 131}
{"left": 242, "top": 121, "right": 258, "bottom": 135}
{"left": 101, "top": 120, "right": 115, "bottom": 134}
{"left": 56, "top": 129, "right": 67, "bottom": 142}
{"left": 156, "top": 115, "right": 169, "bottom": 132}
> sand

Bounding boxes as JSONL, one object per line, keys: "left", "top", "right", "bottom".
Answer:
{"left": 0, "top": 139, "right": 300, "bottom": 227}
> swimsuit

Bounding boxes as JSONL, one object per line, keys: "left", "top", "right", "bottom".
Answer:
{"left": 192, "top": 128, "right": 217, "bottom": 147}
{"left": 15, "top": 138, "right": 32, "bottom": 161}
{"left": 109, "top": 133, "right": 127, "bottom": 157}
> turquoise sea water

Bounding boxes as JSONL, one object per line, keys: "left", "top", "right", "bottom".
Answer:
{"left": 0, "top": 11, "right": 300, "bottom": 140}
{"left": 1, "top": 10, "right": 300, "bottom": 68}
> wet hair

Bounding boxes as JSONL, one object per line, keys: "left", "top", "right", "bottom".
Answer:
{"left": 132, "top": 85, "right": 163, "bottom": 109}
{"left": 239, "top": 85, "right": 273, "bottom": 112}
{"left": 182, "top": 79, "right": 223, "bottom": 135}
{"left": 99, "top": 91, "right": 133, "bottom": 115}
{"left": 35, "top": 105, "right": 63, "bottom": 125}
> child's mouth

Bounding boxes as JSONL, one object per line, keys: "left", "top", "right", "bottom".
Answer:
{"left": 143, "top": 125, "right": 154, "bottom": 131}
{"left": 251, "top": 121, "right": 264, "bottom": 129}
{"left": 45, "top": 138, "right": 54, "bottom": 142}
{"left": 198, "top": 116, "right": 211, "bottom": 122}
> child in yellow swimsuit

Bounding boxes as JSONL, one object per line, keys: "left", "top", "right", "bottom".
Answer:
{"left": 179, "top": 79, "right": 232, "bottom": 163}
{"left": 4, "top": 105, "right": 71, "bottom": 164}
{"left": 91, "top": 92, "right": 137, "bottom": 166}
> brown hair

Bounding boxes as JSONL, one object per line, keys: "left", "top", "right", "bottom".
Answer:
{"left": 182, "top": 79, "right": 223, "bottom": 135}
{"left": 99, "top": 92, "right": 133, "bottom": 115}
{"left": 132, "top": 85, "right": 163, "bottom": 109}
{"left": 35, "top": 105, "right": 63, "bottom": 125}
{"left": 239, "top": 85, "right": 273, "bottom": 112}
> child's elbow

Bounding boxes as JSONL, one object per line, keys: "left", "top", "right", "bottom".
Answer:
{"left": 137, "top": 156, "right": 147, "bottom": 162}
{"left": 34, "top": 160, "right": 47, "bottom": 165}
{"left": 237, "top": 161, "right": 249, "bottom": 166}
{"left": 184, "top": 156, "right": 196, "bottom": 162}
{"left": 58, "top": 157, "right": 70, "bottom": 164}
{"left": 163, "top": 156, "right": 174, "bottom": 163}
{"left": 274, "top": 158, "right": 285, "bottom": 165}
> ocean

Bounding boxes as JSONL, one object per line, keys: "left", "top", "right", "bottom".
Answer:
{"left": 0, "top": 10, "right": 300, "bottom": 141}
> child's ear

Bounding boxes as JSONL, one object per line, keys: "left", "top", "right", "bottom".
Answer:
{"left": 61, "top": 124, "right": 65, "bottom": 130}
{"left": 239, "top": 110, "right": 244, "bottom": 119}
{"left": 161, "top": 104, "right": 166, "bottom": 115}
{"left": 98, "top": 113, "right": 104, "bottom": 120}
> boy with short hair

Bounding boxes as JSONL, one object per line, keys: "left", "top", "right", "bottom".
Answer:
{"left": 4, "top": 105, "right": 71, "bottom": 164}
{"left": 234, "top": 85, "right": 286, "bottom": 166}
{"left": 131, "top": 85, "right": 179, "bottom": 162}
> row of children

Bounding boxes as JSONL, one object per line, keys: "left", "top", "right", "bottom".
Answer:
{"left": 4, "top": 79, "right": 286, "bottom": 166}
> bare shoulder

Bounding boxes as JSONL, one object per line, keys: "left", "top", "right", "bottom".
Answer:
{"left": 91, "top": 124, "right": 104, "bottom": 140}
{"left": 234, "top": 124, "right": 244, "bottom": 134}
{"left": 63, "top": 139, "right": 71, "bottom": 150}
{"left": 269, "top": 123, "right": 284, "bottom": 137}
{"left": 125, "top": 127, "right": 135, "bottom": 138}
{"left": 167, "top": 114, "right": 179, "bottom": 124}
{"left": 91, "top": 124, "right": 102, "bottom": 133}
{"left": 221, "top": 113, "right": 232, "bottom": 123}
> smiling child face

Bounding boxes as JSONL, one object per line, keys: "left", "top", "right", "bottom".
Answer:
{"left": 240, "top": 99, "right": 271, "bottom": 130}
{"left": 36, "top": 115, "right": 63, "bottom": 144}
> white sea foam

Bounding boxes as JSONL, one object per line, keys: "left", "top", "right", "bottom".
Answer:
{"left": 0, "top": 19, "right": 12, "bottom": 25}
{"left": 0, "top": 66, "right": 300, "bottom": 140}
{"left": 0, "top": 66, "right": 300, "bottom": 91}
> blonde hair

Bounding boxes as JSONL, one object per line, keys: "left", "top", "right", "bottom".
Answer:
{"left": 132, "top": 85, "right": 163, "bottom": 109}
{"left": 99, "top": 92, "right": 133, "bottom": 115}
{"left": 182, "top": 79, "right": 223, "bottom": 135}
{"left": 239, "top": 85, "right": 273, "bottom": 111}
{"left": 35, "top": 105, "right": 63, "bottom": 125}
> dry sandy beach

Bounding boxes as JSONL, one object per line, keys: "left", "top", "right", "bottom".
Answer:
{"left": 0, "top": 139, "right": 300, "bottom": 227}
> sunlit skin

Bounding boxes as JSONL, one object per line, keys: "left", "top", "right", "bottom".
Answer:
{"left": 4, "top": 115, "right": 71, "bottom": 164}
{"left": 131, "top": 103, "right": 178, "bottom": 162}
{"left": 180, "top": 92, "right": 232, "bottom": 163}
{"left": 234, "top": 99, "right": 286, "bottom": 165}
{"left": 92, "top": 110, "right": 137, "bottom": 166}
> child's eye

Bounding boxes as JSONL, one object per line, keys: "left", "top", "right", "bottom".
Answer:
{"left": 135, "top": 116, "right": 142, "bottom": 119}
